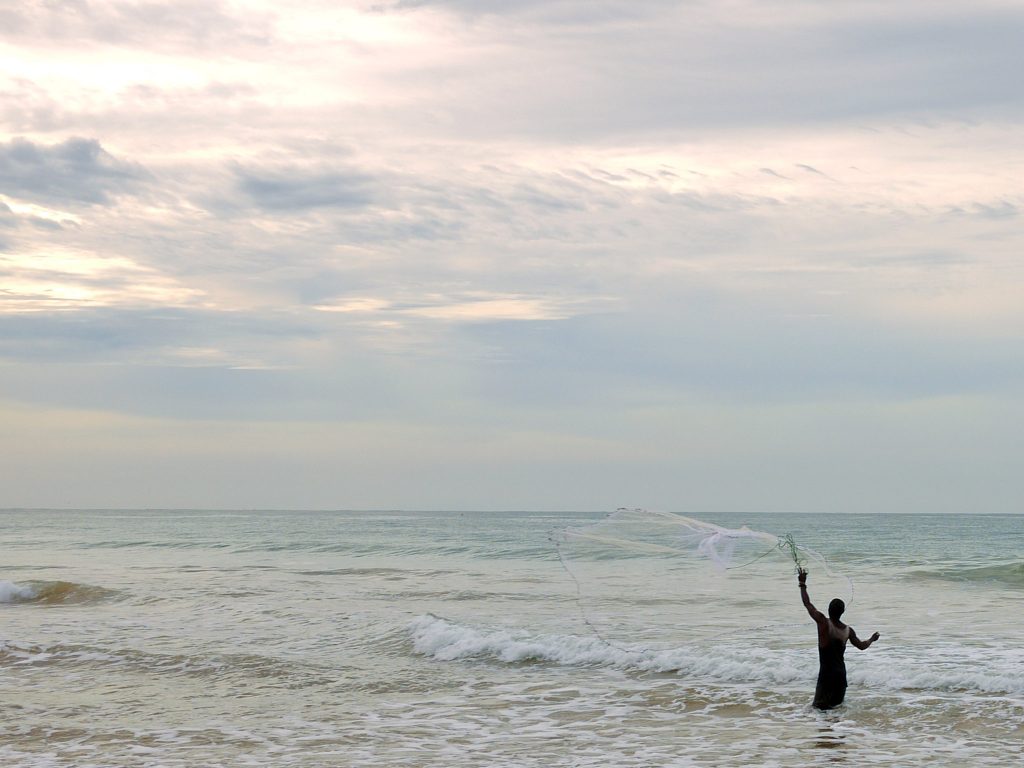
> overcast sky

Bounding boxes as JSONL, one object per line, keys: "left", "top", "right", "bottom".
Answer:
{"left": 1, "top": 0, "right": 1022, "bottom": 512}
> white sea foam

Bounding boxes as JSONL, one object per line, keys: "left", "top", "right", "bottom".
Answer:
{"left": 0, "top": 580, "right": 37, "bottom": 603}
{"left": 409, "top": 613, "right": 806, "bottom": 682}
{"left": 409, "top": 614, "right": 1024, "bottom": 696}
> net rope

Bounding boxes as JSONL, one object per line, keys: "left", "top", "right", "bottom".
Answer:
{"left": 552, "top": 508, "right": 853, "bottom": 652}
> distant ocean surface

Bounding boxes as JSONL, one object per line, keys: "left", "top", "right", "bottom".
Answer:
{"left": 1, "top": 509, "right": 1021, "bottom": 767}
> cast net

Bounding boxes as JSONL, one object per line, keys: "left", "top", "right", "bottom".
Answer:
{"left": 552, "top": 508, "right": 852, "bottom": 650}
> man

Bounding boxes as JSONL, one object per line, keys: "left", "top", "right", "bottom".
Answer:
{"left": 798, "top": 567, "right": 880, "bottom": 709}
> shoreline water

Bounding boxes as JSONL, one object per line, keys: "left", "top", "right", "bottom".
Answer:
{"left": 1, "top": 509, "right": 1020, "bottom": 766}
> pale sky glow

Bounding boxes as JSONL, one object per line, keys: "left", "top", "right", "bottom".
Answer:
{"left": 1, "top": 0, "right": 1022, "bottom": 511}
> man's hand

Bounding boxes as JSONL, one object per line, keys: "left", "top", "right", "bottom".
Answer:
{"left": 798, "top": 567, "right": 807, "bottom": 586}
{"left": 870, "top": 632, "right": 880, "bottom": 643}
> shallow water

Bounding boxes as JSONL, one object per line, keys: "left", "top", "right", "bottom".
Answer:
{"left": 1, "top": 509, "right": 1021, "bottom": 766}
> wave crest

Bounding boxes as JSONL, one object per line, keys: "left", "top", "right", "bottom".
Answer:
{"left": 0, "top": 580, "right": 116, "bottom": 605}
{"left": 408, "top": 615, "right": 1024, "bottom": 696}
{"left": 409, "top": 614, "right": 804, "bottom": 681}
{"left": 909, "top": 562, "right": 1024, "bottom": 587}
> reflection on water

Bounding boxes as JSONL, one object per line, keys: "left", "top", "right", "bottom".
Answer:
{"left": 813, "top": 724, "right": 849, "bottom": 766}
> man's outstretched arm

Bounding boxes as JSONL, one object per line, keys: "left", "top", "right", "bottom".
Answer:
{"left": 798, "top": 568, "right": 825, "bottom": 623}
{"left": 849, "top": 628, "right": 881, "bottom": 650}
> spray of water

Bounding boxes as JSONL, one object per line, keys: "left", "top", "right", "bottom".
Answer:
{"left": 552, "top": 509, "right": 852, "bottom": 651}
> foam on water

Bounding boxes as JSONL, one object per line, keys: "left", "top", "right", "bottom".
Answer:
{"left": 0, "top": 580, "right": 37, "bottom": 603}
{"left": 409, "top": 613, "right": 806, "bottom": 682}
{"left": 0, "top": 639, "right": 337, "bottom": 688}
{"left": 409, "top": 614, "right": 1024, "bottom": 696}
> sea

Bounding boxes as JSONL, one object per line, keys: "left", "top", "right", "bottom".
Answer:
{"left": 1, "top": 509, "right": 1021, "bottom": 767}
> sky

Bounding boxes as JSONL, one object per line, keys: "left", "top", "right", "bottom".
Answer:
{"left": 1, "top": 0, "right": 1022, "bottom": 512}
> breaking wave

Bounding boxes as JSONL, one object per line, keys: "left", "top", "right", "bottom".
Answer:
{"left": 409, "top": 614, "right": 1024, "bottom": 696}
{"left": 0, "top": 580, "right": 117, "bottom": 605}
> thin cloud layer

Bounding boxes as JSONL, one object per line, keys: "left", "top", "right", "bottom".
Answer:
{"left": 0, "top": 0, "right": 272, "bottom": 51}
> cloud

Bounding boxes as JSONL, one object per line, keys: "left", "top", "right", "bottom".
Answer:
{"left": 449, "top": 300, "right": 1024, "bottom": 413}
{"left": 234, "top": 165, "right": 377, "bottom": 211}
{"left": 0, "top": 306, "right": 318, "bottom": 369}
{"left": 371, "top": 2, "right": 1024, "bottom": 143}
{"left": 0, "top": 1, "right": 272, "bottom": 52}
{"left": 969, "top": 200, "right": 1018, "bottom": 219}
{"left": 795, "top": 163, "right": 827, "bottom": 177}
{"left": 0, "top": 137, "right": 149, "bottom": 206}
{"left": 0, "top": 247, "right": 201, "bottom": 312}
{"left": 384, "top": 0, "right": 678, "bottom": 24}
{"left": 314, "top": 290, "right": 609, "bottom": 323}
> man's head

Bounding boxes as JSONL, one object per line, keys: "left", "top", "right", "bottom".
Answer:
{"left": 828, "top": 598, "right": 845, "bottom": 621}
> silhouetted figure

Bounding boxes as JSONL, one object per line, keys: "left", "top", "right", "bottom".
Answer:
{"left": 798, "top": 568, "right": 879, "bottom": 709}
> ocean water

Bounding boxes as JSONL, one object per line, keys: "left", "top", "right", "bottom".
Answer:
{"left": 1, "top": 509, "right": 1021, "bottom": 767}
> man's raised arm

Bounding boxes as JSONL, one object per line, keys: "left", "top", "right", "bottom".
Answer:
{"left": 798, "top": 568, "right": 826, "bottom": 623}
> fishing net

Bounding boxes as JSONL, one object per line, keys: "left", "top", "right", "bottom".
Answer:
{"left": 552, "top": 508, "right": 852, "bottom": 650}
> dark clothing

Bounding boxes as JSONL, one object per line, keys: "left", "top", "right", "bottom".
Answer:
{"left": 813, "top": 635, "right": 848, "bottom": 709}
{"left": 799, "top": 573, "right": 878, "bottom": 710}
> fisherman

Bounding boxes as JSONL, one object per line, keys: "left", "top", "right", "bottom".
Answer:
{"left": 798, "top": 568, "right": 879, "bottom": 709}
